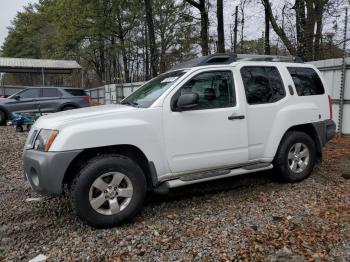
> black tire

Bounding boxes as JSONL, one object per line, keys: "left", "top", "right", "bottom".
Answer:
{"left": 0, "top": 110, "right": 6, "bottom": 126}
{"left": 61, "top": 106, "right": 77, "bottom": 111}
{"left": 273, "top": 131, "right": 316, "bottom": 183}
{"left": 70, "top": 154, "right": 147, "bottom": 228}
{"left": 16, "top": 125, "right": 23, "bottom": 132}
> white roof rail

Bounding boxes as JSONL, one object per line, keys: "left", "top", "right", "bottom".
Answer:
{"left": 236, "top": 54, "right": 303, "bottom": 63}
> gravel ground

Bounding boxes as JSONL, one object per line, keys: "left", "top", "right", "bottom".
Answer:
{"left": 0, "top": 126, "right": 349, "bottom": 261}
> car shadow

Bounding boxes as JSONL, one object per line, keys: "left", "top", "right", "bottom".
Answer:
{"left": 145, "top": 170, "right": 278, "bottom": 206}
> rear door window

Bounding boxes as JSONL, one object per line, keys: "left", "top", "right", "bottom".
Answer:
{"left": 287, "top": 67, "right": 325, "bottom": 96}
{"left": 240, "top": 66, "right": 286, "bottom": 104}
{"left": 64, "top": 89, "right": 87, "bottom": 96}
{"left": 42, "top": 88, "right": 60, "bottom": 97}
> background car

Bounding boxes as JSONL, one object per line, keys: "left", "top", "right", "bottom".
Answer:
{"left": 0, "top": 87, "right": 91, "bottom": 125}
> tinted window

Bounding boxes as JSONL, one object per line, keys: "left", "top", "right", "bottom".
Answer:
{"left": 241, "top": 66, "right": 285, "bottom": 104}
{"left": 42, "top": 88, "right": 59, "bottom": 97}
{"left": 18, "top": 89, "right": 40, "bottom": 99}
{"left": 176, "top": 71, "right": 235, "bottom": 110}
{"left": 287, "top": 67, "right": 325, "bottom": 96}
{"left": 64, "top": 89, "right": 87, "bottom": 96}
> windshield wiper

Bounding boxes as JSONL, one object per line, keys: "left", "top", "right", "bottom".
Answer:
{"left": 122, "top": 101, "right": 139, "bottom": 107}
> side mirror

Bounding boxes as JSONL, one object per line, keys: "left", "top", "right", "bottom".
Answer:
{"left": 176, "top": 92, "right": 199, "bottom": 110}
{"left": 13, "top": 95, "right": 20, "bottom": 100}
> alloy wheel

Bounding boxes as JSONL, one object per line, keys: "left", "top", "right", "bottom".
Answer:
{"left": 287, "top": 142, "right": 310, "bottom": 174}
{"left": 89, "top": 172, "right": 133, "bottom": 215}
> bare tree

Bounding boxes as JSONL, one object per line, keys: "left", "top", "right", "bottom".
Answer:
{"left": 264, "top": 0, "right": 339, "bottom": 61}
{"left": 185, "top": 0, "right": 209, "bottom": 55}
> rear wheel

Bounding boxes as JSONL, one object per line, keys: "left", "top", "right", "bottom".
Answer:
{"left": 61, "top": 106, "right": 76, "bottom": 111}
{"left": 70, "top": 154, "right": 147, "bottom": 228}
{"left": 0, "top": 110, "right": 6, "bottom": 126}
{"left": 273, "top": 131, "right": 316, "bottom": 182}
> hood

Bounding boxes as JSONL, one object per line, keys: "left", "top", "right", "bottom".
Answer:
{"left": 35, "top": 104, "right": 136, "bottom": 129}
{"left": 0, "top": 98, "right": 13, "bottom": 103}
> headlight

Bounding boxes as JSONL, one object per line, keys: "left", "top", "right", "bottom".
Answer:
{"left": 34, "top": 129, "right": 59, "bottom": 152}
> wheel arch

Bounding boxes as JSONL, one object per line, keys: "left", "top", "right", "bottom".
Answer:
{"left": 63, "top": 144, "right": 156, "bottom": 191}
{"left": 275, "top": 123, "right": 323, "bottom": 162}
{"left": 58, "top": 102, "right": 79, "bottom": 111}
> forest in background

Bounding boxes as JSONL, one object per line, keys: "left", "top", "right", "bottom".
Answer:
{"left": 0, "top": 0, "right": 349, "bottom": 88}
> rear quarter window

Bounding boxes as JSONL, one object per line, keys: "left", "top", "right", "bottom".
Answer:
{"left": 287, "top": 67, "right": 325, "bottom": 96}
{"left": 42, "top": 88, "right": 60, "bottom": 97}
{"left": 64, "top": 89, "right": 87, "bottom": 96}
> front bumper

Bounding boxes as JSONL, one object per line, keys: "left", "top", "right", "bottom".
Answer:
{"left": 23, "top": 149, "right": 82, "bottom": 195}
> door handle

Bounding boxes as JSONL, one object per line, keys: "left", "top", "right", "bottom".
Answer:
{"left": 228, "top": 114, "right": 245, "bottom": 120}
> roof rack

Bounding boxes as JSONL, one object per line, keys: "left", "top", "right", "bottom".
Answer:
{"left": 171, "top": 53, "right": 303, "bottom": 70}
{"left": 171, "top": 54, "right": 237, "bottom": 70}
{"left": 236, "top": 54, "right": 304, "bottom": 63}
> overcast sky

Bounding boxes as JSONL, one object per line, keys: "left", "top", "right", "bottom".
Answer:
{"left": 0, "top": 0, "right": 38, "bottom": 48}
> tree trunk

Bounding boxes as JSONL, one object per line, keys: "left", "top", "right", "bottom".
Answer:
{"left": 263, "top": 0, "right": 297, "bottom": 56}
{"left": 185, "top": 0, "right": 209, "bottom": 55}
{"left": 111, "top": 36, "right": 117, "bottom": 83}
{"left": 314, "top": 16, "right": 322, "bottom": 60}
{"left": 160, "top": 43, "right": 166, "bottom": 73}
{"left": 264, "top": 3, "right": 270, "bottom": 55}
{"left": 144, "top": 0, "right": 158, "bottom": 77}
{"left": 144, "top": 23, "right": 150, "bottom": 80}
{"left": 314, "top": 1, "right": 324, "bottom": 60}
{"left": 240, "top": 7, "right": 245, "bottom": 52}
{"left": 234, "top": 6, "right": 238, "bottom": 53}
{"left": 199, "top": 2, "right": 209, "bottom": 55}
{"left": 98, "top": 35, "right": 105, "bottom": 83}
{"left": 217, "top": 0, "right": 225, "bottom": 53}
{"left": 295, "top": 0, "right": 306, "bottom": 58}
{"left": 304, "top": 0, "right": 316, "bottom": 61}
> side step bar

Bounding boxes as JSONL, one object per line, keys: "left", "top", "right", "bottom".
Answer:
{"left": 164, "top": 163, "right": 273, "bottom": 189}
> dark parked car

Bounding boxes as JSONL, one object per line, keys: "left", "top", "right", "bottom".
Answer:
{"left": 0, "top": 87, "right": 91, "bottom": 125}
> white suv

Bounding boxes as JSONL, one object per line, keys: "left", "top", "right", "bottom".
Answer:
{"left": 23, "top": 54, "right": 336, "bottom": 228}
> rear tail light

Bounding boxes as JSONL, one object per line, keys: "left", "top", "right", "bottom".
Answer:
{"left": 328, "top": 95, "right": 333, "bottom": 120}
{"left": 83, "top": 96, "right": 91, "bottom": 103}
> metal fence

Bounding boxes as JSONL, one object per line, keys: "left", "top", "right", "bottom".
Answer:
{"left": 310, "top": 58, "right": 350, "bottom": 135}
{"left": 86, "top": 82, "right": 144, "bottom": 105}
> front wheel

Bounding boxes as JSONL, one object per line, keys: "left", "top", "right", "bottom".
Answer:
{"left": 273, "top": 131, "right": 316, "bottom": 183}
{"left": 70, "top": 154, "right": 147, "bottom": 228}
{"left": 0, "top": 110, "right": 6, "bottom": 126}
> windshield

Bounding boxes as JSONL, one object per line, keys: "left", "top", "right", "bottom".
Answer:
{"left": 121, "top": 70, "right": 187, "bottom": 108}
